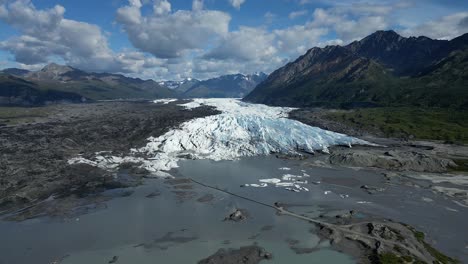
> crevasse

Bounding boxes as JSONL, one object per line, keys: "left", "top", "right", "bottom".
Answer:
{"left": 69, "top": 98, "right": 371, "bottom": 176}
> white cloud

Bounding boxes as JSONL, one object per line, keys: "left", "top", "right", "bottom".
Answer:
{"left": 0, "top": 0, "right": 162, "bottom": 74}
{"left": 153, "top": 0, "right": 171, "bottom": 15}
{"left": 274, "top": 25, "right": 328, "bottom": 55}
{"left": 289, "top": 10, "right": 308, "bottom": 20}
{"left": 1, "top": 0, "right": 467, "bottom": 82}
{"left": 401, "top": 12, "right": 468, "bottom": 40}
{"left": 204, "top": 27, "right": 277, "bottom": 62}
{"left": 0, "top": 1, "right": 111, "bottom": 67}
{"left": 310, "top": 7, "right": 388, "bottom": 42}
{"left": 229, "top": 0, "right": 246, "bottom": 10}
{"left": 202, "top": 23, "right": 328, "bottom": 75}
{"left": 116, "top": 0, "right": 231, "bottom": 58}
{"left": 129, "top": 0, "right": 142, "bottom": 8}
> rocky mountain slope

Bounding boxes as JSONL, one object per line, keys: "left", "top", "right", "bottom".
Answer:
{"left": 0, "top": 73, "right": 85, "bottom": 106}
{"left": 159, "top": 78, "right": 200, "bottom": 93}
{"left": 181, "top": 73, "right": 267, "bottom": 98}
{"left": 2, "top": 63, "right": 176, "bottom": 101}
{"left": 244, "top": 30, "right": 468, "bottom": 108}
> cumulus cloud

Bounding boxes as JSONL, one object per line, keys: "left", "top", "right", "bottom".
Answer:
{"left": 229, "top": 0, "right": 246, "bottom": 10}
{"left": 1, "top": 0, "right": 467, "bottom": 82}
{"left": 204, "top": 23, "right": 329, "bottom": 63}
{"left": 0, "top": 0, "right": 162, "bottom": 74}
{"left": 0, "top": 1, "right": 110, "bottom": 67}
{"left": 153, "top": 0, "right": 171, "bottom": 15}
{"left": 204, "top": 27, "right": 276, "bottom": 62}
{"left": 116, "top": 0, "right": 230, "bottom": 58}
{"left": 401, "top": 12, "right": 468, "bottom": 40}
{"left": 310, "top": 7, "right": 388, "bottom": 42}
{"left": 274, "top": 25, "right": 328, "bottom": 55}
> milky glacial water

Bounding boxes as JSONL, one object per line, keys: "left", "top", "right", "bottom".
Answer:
{"left": 1, "top": 156, "right": 467, "bottom": 263}
{"left": 0, "top": 159, "right": 357, "bottom": 264}
{"left": 175, "top": 156, "right": 468, "bottom": 262}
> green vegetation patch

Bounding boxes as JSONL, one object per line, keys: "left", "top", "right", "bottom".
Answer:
{"left": 0, "top": 106, "right": 54, "bottom": 125}
{"left": 379, "top": 252, "right": 406, "bottom": 264}
{"left": 379, "top": 252, "right": 420, "bottom": 264}
{"left": 451, "top": 159, "right": 468, "bottom": 172}
{"left": 325, "top": 107, "right": 468, "bottom": 144}
{"left": 408, "top": 227, "right": 459, "bottom": 264}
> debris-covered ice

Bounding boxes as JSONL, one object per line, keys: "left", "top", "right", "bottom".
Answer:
{"left": 69, "top": 99, "right": 372, "bottom": 178}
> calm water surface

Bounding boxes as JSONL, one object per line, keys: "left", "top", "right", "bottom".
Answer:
{"left": 0, "top": 156, "right": 467, "bottom": 263}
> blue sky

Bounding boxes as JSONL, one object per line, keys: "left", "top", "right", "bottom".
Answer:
{"left": 0, "top": 0, "right": 467, "bottom": 80}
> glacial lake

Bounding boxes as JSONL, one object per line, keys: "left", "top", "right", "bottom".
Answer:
{"left": 0, "top": 155, "right": 467, "bottom": 263}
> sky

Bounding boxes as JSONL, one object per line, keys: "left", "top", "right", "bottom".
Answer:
{"left": 0, "top": 0, "right": 467, "bottom": 81}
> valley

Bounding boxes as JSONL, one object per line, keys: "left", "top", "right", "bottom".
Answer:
{"left": 0, "top": 99, "right": 467, "bottom": 264}
{"left": 0, "top": 3, "right": 467, "bottom": 261}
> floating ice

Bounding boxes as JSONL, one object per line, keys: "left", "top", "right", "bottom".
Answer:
{"left": 244, "top": 183, "right": 268, "bottom": 188}
{"left": 153, "top": 99, "right": 178, "bottom": 104}
{"left": 259, "top": 178, "right": 282, "bottom": 184}
{"left": 69, "top": 98, "right": 372, "bottom": 178}
{"left": 244, "top": 173, "right": 311, "bottom": 192}
{"left": 279, "top": 167, "right": 291, "bottom": 171}
{"left": 275, "top": 182, "right": 295, "bottom": 187}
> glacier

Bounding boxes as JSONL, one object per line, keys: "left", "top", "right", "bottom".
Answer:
{"left": 69, "top": 98, "right": 371, "bottom": 177}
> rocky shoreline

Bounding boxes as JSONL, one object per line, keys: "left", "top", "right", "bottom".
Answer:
{"left": 289, "top": 107, "right": 468, "bottom": 174}
{"left": 314, "top": 213, "right": 459, "bottom": 264}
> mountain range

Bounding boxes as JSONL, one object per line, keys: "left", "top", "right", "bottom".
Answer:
{"left": 158, "top": 73, "right": 267, "bottom": 98}
{"left": 159, "top": 78, "right": 201, "bottom": 92}
{"left": 178, "top": 73, "right": 267, "bottom": 98}
{"left": 1, "top": 63, "right": 177, "bottom": 104}
{"left": 244, "top": 30, "right": 468, "bottom": 109}
{"left": 3, "top": 30, "right": 467, "bottom": 108}
{"left": 0, "top": 72, "right": 85, "bottom": 106}
{"left": 0, "top": 63, "right": 266, "bottom": 105}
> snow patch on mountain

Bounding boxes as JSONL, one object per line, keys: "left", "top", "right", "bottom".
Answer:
{"left": 69, "top": 98, "right": 372, "bottom": 177}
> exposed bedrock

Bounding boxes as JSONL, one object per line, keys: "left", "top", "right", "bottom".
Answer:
{"left": 328, "top": 147, "right": 456, "bottom": 173}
